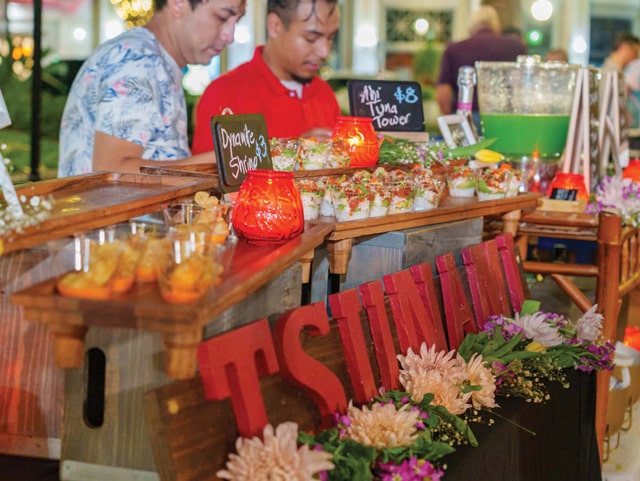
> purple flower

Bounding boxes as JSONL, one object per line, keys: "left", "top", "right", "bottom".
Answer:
{"left": 377, "top": 457, "right": 444, "bottom": 481}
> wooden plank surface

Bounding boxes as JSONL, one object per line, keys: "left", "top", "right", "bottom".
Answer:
{"left": 322, "top": 193, "right": 541, "bottom": 241}
{"left": 1, "top": 172, "right": 217, "bottom": 254}
{"left": 10, "top": 223, "right": 333, "bottom": 334}
{"left": 0, "top": 243, "right": 67, "bottom": 458}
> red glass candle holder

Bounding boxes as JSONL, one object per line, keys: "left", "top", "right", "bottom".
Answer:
{"left": 623, "top": 159, "right": 640, "bottom": 183}
{"left": 546, "top": 172, "right": 589, "bottom": 200}
{"left": 331, "top": 116, "right": 379, "bottom": 167}
{"left": 232, "top": 169, "right": 304, "bottom": 246}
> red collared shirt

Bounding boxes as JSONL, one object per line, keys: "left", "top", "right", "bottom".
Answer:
{"left": 192, "top": 46, "right": 341, "bottom": 154}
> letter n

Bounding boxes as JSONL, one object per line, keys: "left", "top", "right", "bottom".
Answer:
{"left": 358, "top": 280, "right": 400, "bottom": 391}
{"left": 197, "top": 319, "right": 279, "bottom": 438}
{"left": 274, "top": 303, "right": 347, "bottom": 428}
{"left": 461, "top": 238, "right": 512, "bottom": 328}
{"left": 383, "top": 265, "right": 448, "bottom": 353}
{"left": 495, "top": 233, "right": 526, "bottom": 312}
{"left": 435, "top": 252, "right": 478, "bottom": 349}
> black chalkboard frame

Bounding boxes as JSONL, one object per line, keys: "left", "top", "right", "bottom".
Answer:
{"left": 211, "top": 113, "right": 272, "bottom": 193}
{"left": 347, "top": 79, "right": 425, "bottom": 132}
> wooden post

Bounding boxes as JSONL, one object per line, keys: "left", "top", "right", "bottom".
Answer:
{"left": 327, "top": 239, "right": 353, "bottom": 275}
{"left": 163, "top": 329, "right": 204, "bottom": 379}
{"left": 501, "top": 209, "right": 522, "bottom": 237}
{"left": 299, "top": 249, "right": 315, "bottom": 283}
{"left": 594, "top": 210, "right": 623, "bottom": 463}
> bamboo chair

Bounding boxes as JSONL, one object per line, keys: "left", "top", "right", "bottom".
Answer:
{"left": 614, "top": 363, "right": 640, "bottom": 431}
{"left": 604, "top": 385, "right": 630, "bottom": 462}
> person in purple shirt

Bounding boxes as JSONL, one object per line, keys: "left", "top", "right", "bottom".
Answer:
{"left": 436, "top": 5, "right": 527, "bottom": 130}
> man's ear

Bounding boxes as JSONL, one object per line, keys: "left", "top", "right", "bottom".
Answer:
{"left": 168, "top": 0, "right": 188, "bottom": 18}
{"left": 266, "top": 12, "right": 283, "bottom": 39}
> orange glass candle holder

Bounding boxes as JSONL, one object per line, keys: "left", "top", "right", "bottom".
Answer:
{"left": 232, "top": 169, "right": 304, "bottom": 246}
{"left": 331, "top": 116, "right": 379, "bottom": 167}
{"left": 546, "top": 172, "right": 589, "bottom": 200}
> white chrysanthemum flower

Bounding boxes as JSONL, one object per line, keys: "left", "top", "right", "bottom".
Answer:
{"left": 512, "top": 311, "right": 563, "bottom": 346}
{"left": 216, "top": 422, "right": 334, "bottom": 481}
{"left": 575, "top": 304, "right": 603, "bottom": 342}
{"left": 461, "top": 353, "right": 498, "bottom": 409}
{"left": 398, "top": 343, "right": 466, "bottom": 385}
{"left": 343, "top": 401, "right": 420, "bottom": 449}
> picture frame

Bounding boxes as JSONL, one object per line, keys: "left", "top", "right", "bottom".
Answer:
{"left": 437, "top": 114, "right": 477, "bottom": 149}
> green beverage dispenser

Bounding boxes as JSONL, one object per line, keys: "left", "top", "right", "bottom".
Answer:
{"left": 476, "top": 55, "right": 580, "bottom": 192}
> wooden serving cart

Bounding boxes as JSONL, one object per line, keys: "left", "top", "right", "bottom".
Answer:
{"left": 3, "top": 167, "right": 543, "bottom": 479}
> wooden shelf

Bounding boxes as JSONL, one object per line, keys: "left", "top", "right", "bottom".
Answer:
{"left": 10, "top": 223, "right": 333, "bottom": 379}
{"left": 1, "top": 172, "right": 216, "bottom": 254}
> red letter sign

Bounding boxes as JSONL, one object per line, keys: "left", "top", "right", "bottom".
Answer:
{"left": 329, "top": 289, "right": 378, "bottom": 403}
{"left": 197, "top": 319, "right": 279, "bottom": 438}
{"left": 274, "top": 303, "right": 347, "bottom": 428}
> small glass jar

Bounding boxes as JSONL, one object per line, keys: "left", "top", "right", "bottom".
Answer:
{"left": 232, "top": 169, "right": 304, "bottom": 245}
{"left": 331, "top": 116, "right": 379, "bottom": 167}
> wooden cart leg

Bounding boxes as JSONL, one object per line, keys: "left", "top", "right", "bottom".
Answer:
{"left": 163, "top": 329, "right": 204, "bottom": 380}
{"left": 299, "top": 249, "right": 315, "bottom": 283}
{"left": 501, "top": 209, "right": 522, "bottom": 237}
{"left": 327, "top": 239, "right": 353, "bottom": 275}
{"left": 50, "top": 324, "right": 88, "bottom": 368}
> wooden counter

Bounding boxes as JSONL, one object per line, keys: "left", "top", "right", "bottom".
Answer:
{"left": 2, "top": 170, "right": 541, "bottom": 476}
{"left": 10, "top": 222, "right": 332, "bottom": 380}
{"left": 1, "top": 172, "right": 217, "bottom": 254}
{"left": 316, "top": 192, "right": 541, "bottom": 274}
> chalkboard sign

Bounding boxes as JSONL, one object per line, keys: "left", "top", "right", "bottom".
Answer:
{"left": 212, "top": 114, "right": 272, "bottom": 193}
{"left": 347, "top": 79, "right": 425, "bottom": 132}
{"left": 550, "top": 188, "right": 578, "bottom": 201}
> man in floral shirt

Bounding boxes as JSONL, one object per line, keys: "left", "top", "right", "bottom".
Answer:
{"left": 58, "top": 0, "right": 246, "bottom": 177}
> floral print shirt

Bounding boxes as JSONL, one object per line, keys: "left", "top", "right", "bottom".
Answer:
{"left": 58, "top": 27, "right": 190, "bottom": 177}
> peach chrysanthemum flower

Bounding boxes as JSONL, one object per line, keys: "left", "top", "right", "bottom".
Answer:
{"left": 398, "top": 343, "right": 471, "bottom": 414}
{"left": 216, "top": 422, "right": 334, "bottom": 481}
{"left": 343, "top": 401, "right": 420, "bottom": 449}
{"left": 461, "top": 353, "right": 498, "bottom": 409}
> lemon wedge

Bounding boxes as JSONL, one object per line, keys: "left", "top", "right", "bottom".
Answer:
{"left": 475, "top": 149, "right": 504, "bottom": 163}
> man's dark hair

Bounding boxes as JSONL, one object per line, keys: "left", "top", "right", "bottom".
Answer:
{"left": 154, "top": 0, "right": 205, "bottom": 10}
{"left": 613, "top": 32, "right": 640, "bottom": 50}
{"left": 267, "top": 0, "right": 338, "bottom": 28}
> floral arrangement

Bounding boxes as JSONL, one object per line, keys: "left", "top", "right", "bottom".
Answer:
{"left": 586, "top": 174, "right": 640, "bottom": 227}
{"left": 217, "top": 301, "right": 614, "bottom": 480}
{"left": 0, "top": 144, "right": 54, "bottom": 243}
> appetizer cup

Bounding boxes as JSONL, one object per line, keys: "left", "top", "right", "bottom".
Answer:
{"left": 333, "top": 185, "right": 371, "bottom": 221}
{"left": 386, "top": 181, "right": 415, "bottom": 214}
{"left": 164, "top": 203, "right": 231, "bottom": 244}
{"left": 270, "top": 137, "right": 300, "bottom": 171}
{"left": 56, "top": 226, "right": 140, "bottom": 300}
{"left": 296, "top": 179, "right": 324, "bottom": 221}
{"left": 369, "top": 182, "right": 391, "bottom": 217}
{"left": 156, "top": 231, "right": 225, "bottom": 304}
{"left": 476, "top": 167, "right": 511, "bottom": 201}
{"left": 298, "top": 138, "right": 331, "bottom": 170}
{"left": 447, "top": 166, "right": 477, "bottom": 198}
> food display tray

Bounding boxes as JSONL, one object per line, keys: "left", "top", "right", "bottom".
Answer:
{"left": 1, "top": 171, "right": 217, "bottom": 254}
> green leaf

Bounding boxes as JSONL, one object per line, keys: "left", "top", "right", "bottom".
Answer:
{"left": 520, "top": 299, "right": 542, "bottom": 316}
{"left": 441, "top": 138, "right": 497, "bottom": 159}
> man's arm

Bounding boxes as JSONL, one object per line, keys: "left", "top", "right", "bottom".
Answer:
{"left": 93, "top": 131, "right": 215, "bottom": 173}
{"left": 436, "top": 84, "right": 454, "bottom": 115}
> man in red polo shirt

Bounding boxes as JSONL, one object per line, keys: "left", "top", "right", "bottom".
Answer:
{"left": 192, "top": 0, "right": 341, "bottom": 155}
